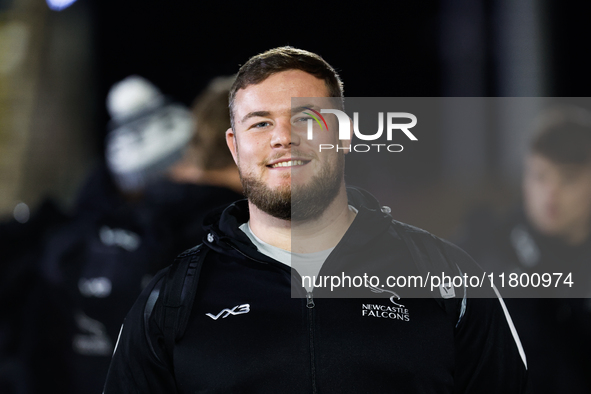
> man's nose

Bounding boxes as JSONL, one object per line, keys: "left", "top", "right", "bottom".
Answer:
{"left": 542, "top": 181, "right": 561, "bottom": 203}
{"left": 270, "top": 120, "right": 300, "bottom": 148}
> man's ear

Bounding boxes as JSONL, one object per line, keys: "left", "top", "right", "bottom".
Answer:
{"left": 226, "top": 128, "right": 239, "bottom": 164}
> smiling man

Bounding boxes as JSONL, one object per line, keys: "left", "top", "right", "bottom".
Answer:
{"left": 104, "top": 47, "right": 527, "bottom": 393}
{"left": 227, "top": 69, "right": 352, "bottom": 252}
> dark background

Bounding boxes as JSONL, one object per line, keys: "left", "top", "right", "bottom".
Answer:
{"left": 2, "top": 0, "right": 591, "bottom": 236}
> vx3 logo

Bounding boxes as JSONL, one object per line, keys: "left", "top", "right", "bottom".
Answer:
{"left": 206, "top": 303, "right": 250, "bottom": 320}
{"left": 305, "top": 109, "right": 417, "bottom": 142}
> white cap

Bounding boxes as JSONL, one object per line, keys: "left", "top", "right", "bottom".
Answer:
{"left": 105, "top": 76, "right": 193, "bottom": 192}
{"left": 106, "top": 75, "right": 165, "bottom": 123}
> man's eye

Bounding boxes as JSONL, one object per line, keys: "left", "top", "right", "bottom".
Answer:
{"left": 252, "top": 121, "right": 270, "bottom": 128}
{"left": 292, "top": 116, "right": 312, "bottom": 123}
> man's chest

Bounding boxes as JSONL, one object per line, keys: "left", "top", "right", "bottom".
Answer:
{"left": 173, "top": 271, "right": 456, "bottom": 394}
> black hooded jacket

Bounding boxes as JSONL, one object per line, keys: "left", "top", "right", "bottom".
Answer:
{"left": 104, "top": 188, "right": 527, "bottom": 393}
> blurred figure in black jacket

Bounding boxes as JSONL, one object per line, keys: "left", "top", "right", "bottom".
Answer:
{"left": 40, "top": 75, "right": 242, "bottom": 394}
{"left": 0, "top": 200, "right": 69, "bottom": 394}
{"left": 458, "top": 105, "right": 591, "bottom": 394}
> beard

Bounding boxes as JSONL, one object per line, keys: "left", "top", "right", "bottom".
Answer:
{"left": 239, "top": 152, "right": 345, "bottom": 222}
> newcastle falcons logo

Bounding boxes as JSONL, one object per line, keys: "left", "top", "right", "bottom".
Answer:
{"left": 367, "top": 285, "right": 404, "bottom": 307}
{"left": 363, "top": 286, "right": 410, "bottom": 322}
{"left": 206, "top": 304, "right": 250, "bottom": 320}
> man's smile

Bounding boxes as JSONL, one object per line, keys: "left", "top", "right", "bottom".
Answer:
{"left": 267, "top": 158, "right": 311, "bottom": 169}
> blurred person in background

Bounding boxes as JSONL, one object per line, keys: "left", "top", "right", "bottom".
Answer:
{"left": 0, "top": 199, "right": 69, "bottom": 394}
{"left": 458, "top": 105, "right": 591, "bottom": 394}
{"left": 150, "top": 75, "right": 243, "bottom": 256}
{"left": 39, "top": 75, "right": 241, "bottom": 394}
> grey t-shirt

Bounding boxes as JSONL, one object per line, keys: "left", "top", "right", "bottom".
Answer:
{"left": 239, "top": 222, "right": 331, "bottom": 291}
{"left": 238, "top": 206, "right": 358, "bottom": 292}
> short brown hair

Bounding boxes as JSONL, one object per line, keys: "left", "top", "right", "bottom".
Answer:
{"left": 229, "top": 46, "right": 344, "bottom": 129}
{"left": 191, "top": 75, "right": 236, "bottom": 170}
{"left": 531, "top": 105, "right": 591, "bottom": 165}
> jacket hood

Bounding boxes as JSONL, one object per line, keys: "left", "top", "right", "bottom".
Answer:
{"left": 202, "top": 186, "right": 393, "bottom": 261}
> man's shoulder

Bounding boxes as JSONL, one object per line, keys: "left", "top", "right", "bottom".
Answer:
{"left": 346, "top": 185, "right": 479, "bottom": 272}
{"left": 140, "top": 243, "right": 207, "bottom": 316}
{"left": 176, "top": 243, "right": 205, "bottom": 259}
{"left": 388, "top": 218, "right": 479, "bottom": 269}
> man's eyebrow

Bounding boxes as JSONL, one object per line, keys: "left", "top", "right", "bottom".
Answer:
{"left": 240, "top": 111, "right": 271, "bottom": 124}
{"left": 292, "top": 105, "right": 318, "bottom": 114}
{"left": 240, "top": 106, "right": 319, "bottom": 124}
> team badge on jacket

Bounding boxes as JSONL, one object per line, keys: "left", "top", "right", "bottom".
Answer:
{"left": 362, "top": 286, "right": 410, "bottom": 321}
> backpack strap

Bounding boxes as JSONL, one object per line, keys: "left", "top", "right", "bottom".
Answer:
{"left": 159, "top": 244, "right": 209, "bottom": 365}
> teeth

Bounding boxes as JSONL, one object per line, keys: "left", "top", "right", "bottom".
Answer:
{"left": 271, "top": 160, "right": 304, "bottom": 168}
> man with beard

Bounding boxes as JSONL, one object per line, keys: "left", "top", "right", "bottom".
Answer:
{"left": 104, "top": 47, "right": 527, "bottom": 393}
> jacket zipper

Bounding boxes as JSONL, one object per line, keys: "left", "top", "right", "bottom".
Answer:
{"left": 306, "top": 292, "right": 315, "bottom": 308}
{"left": 226, "top": 241, "right": 318, "bottom": 393}
{"left": 307, "top": 291, "right": 317, "bottom": 394}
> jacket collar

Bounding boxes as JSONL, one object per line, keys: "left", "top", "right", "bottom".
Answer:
{"left": 202, "top": 186, "right": 393, "bottom": 260}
